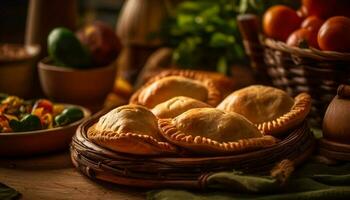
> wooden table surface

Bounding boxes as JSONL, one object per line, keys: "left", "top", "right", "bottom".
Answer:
{"left": 0, "top": 151, "right": 146, "bottom": 200}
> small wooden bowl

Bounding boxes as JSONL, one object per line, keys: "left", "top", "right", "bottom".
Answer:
{"left": 38, "top": 58, "right": 116, "bottom": 112}
{"left": 0, "top": 104, "right": 90, "bottom": 157}
{"left": 71, "top": 113, "right": 315, "bottom": 189}
{"left": 0, "top": 44, "right": 40, "bottom": 98}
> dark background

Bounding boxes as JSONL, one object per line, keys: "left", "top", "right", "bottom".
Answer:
{"left": 0, "top": 0, "right": 123, "bottom": 43}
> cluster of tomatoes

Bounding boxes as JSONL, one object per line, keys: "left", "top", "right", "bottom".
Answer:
{"left": 263, "top": 0, "right": 350, "bottom": 52}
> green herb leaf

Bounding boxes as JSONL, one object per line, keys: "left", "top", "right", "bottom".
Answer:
{"left": 210, "top": 33, "right": 230, "bottom": 47}
{"left": 159, "top": 0, "right": 297, "bottom": 74}
{"left": 217, "top": 56, "right": 228, "bottom": 74}
{"left": 0, "top": 93, "right": 8, "bottom": 102}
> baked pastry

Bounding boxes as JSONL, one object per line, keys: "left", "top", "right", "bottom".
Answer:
{"left": 158, "top": 108, "right": 277, "bottom": 154}
{"left": 144, "top": 69, "right": 236, "bottom": 97}
{"left": 217, "top": 85, "right": 311, "bottom": 136}
{"left": 87, "top": 105, "right": 177, "bottom": 155}
{"left": 152, "top": 96, "right": 211, "bottom": 119}
{"left": 130, "top": 76, "right": 221, "bottom": 108}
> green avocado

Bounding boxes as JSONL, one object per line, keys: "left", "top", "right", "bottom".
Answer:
{"left": 48, "top": 27, "right": 92, "bottom": 68}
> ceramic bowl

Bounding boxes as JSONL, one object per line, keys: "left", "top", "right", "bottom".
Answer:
{"left": 0, "top": 104, "right": 90, "bottom": 157}
{"left": 38, "top": 58, "right": 117, "bottom": 112}
{"left": 0, "top": 44, "right": 40, "bottom": 98}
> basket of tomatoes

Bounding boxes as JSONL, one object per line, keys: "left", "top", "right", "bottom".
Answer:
{"left": 241, "top": 0, "right": 350, "bottom": 127}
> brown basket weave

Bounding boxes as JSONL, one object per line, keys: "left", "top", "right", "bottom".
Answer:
{"left": 71, "top": 112, "right": 315, "bottom": 189}
{"left": 263, "top": 39, "right": 350, "bottom": 127}
{"left": 237, "top": 14, "right": 350, "bottom": 127}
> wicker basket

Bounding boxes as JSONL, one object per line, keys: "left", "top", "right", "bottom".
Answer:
{"left": 238, "top": 15, "right": 350, "bottom": 127}
{"left": 263, "top": 39, "right": 350, "bottom": 126}
{"left": 71, "top": 112, "right": 315, "bottom": 189}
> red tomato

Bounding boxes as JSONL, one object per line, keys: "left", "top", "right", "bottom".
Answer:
{"left": 302, "top": 0, "right": 336, "bottom": 18}
{"left": 32, "top": 99, "right": 53, "bottom": 114}
{"left": 263, "top": 5, "right": 302, "bottom": 41}
{"left": 301, "top": 16, "right": 324, "bottom": 31}
{"left": 287, "top": 28, "right": 319, "bottom": 49}
{"left": 318, "top": 16, "right": 350, "bottom": 52}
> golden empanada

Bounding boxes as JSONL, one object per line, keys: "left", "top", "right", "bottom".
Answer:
{"left": 152, "top": 96, "right": 211, "bottom": 119}
{"left": 147, "top": 69, "right": 236, "bottom": 97}
{"left": 87, "top": 105, "right": 177, "bottom": 155}
{"left": 130, "top": 76, "right": 221, "bottom": 108}
{"left": 217, "top": 85, "right": 311, "bottom": 136}
{"left": 158, "top": 108, "right": 277, "bottom": 155}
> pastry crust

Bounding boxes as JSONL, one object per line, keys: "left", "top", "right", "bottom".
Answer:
{"left": 217, "top": 85, "right": 311, "bottom": 136}
{"left": 145, "top": 69, "right": 236, "bottom": 97}
{"left": 256, "top": 93, "right": 311, "bottom": 136}
{"left": 152, "top": 96, "right": 211, "bottom": 119}
{"left": 87, "top": 105, "right": 177, "bottom": 155}
{"left": 130, "top": 76, "right": 222, "bottom": 108}
{"left": 158, "top": 108, "right": 278, "bottom": 155}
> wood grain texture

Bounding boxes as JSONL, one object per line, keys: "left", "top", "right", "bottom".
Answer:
{"left": 0, "top": 151, "right": 145, "bottom": 200}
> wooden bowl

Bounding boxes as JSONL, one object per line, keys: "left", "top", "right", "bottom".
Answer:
{"left": 0, "top": 104, "right": 90, "bottom": 157}
{"left": 71, "top": 112, "right": 315, "bottom": 189}
{"left": 0, "top": 44, "right": 40, "bottom": 98}
{"left": 38, "top": 58, "right": 116, "bottom": 112}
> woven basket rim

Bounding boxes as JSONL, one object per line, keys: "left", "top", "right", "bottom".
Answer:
{"left": 70, "top": 110, "right": 316, "bottom": 189}
{"left": 72, "top": 112, "right": 314, "bottom": 162}
{"left": 264, "top": 38, "right": 350, "bottom": 61}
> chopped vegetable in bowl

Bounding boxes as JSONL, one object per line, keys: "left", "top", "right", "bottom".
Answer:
{"left": 0, "top": 95, "right": 84, "bottom": 133}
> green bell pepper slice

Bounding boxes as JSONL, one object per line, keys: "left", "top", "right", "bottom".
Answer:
{"left": 9, "top": 114, "right": 42, "bottom": 132}
{"left": 55, "top": 107, "right": 84, "bottom": 126}
{"left": 0, "top": 93, "right": 8, "bottom": 102}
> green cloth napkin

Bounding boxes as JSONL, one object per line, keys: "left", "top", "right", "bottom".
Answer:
{"left": 0, "top": 183, "right": 21, "bottom": 200}
{"left": 147, "top": 161, "right": 350, "bottom": 200}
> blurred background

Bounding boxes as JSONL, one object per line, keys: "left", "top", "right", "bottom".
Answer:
{"left": 0, "top": 0, "right": 298, "bottom": 108}
{"left": 0, "top": 0, "right": 124, "bottom": 43}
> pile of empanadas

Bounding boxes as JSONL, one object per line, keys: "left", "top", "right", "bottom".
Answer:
{"left": 88, "top": 70, "right": 311, "bottom": 156}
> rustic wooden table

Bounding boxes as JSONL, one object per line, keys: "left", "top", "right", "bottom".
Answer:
{"left": 0, "top": 151, "right": 145, "bottom": 200}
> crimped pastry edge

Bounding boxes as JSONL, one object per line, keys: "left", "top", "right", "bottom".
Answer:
{"left": 158, "top": 118, "right": 278, "bottom": 155}
{"left": 256, "top": 93, "right": 312, "bottom": 136}
{"left": 87, "top": 125, "right": 178, "bottom": 155}
{"left": 130, "top": 75, "right": 222, "bottom": 107}
{"left": 147, "top": 69, "right": 236, "bottom": 96}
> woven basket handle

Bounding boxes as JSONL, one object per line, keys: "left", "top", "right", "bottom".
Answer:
{"left": 237, "top": 14, "right": 271, "bottom": 84}
{"left": 237, "top": 14, "right": 261, "bottom": 45}
{"left": 337, "top": 84, "right": 350, "bottom": 99}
